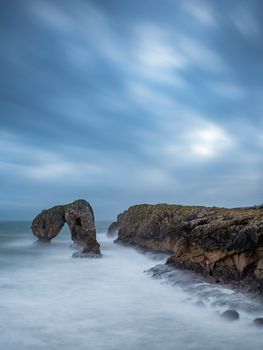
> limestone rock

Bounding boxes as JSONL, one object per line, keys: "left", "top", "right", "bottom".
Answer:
{"left": 31, "top": 206, "right": 65, "bottom": 242}
{"left": 112, "top": 204, "right": 263, "bottom": 292}
{"left": 255, "top": 259, "right": 263, "bottom": 279}
{"left": 32, "top": 199, "right": 100, "bottom": 256}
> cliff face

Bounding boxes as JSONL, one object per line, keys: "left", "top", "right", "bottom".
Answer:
{"left": 114, "top": 204, "right": 263, "bottom": 292}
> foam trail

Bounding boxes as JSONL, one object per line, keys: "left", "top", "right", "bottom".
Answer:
{"left": 0, "top": 222, "right": 262, "bottom": 350}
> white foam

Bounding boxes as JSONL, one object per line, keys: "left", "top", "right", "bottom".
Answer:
{"left": 0, "top": 233, "right": 262, "bottom": 350}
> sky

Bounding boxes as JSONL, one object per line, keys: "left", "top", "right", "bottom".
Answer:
{"left": 0, "top": 0, "right": 263, "bottom": 220}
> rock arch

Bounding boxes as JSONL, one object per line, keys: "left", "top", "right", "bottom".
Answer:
{"left": 31, "top": 199, "right": 101, "bottom": 257}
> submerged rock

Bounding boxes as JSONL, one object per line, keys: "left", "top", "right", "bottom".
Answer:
{"left": 220, "top": 309, "right": 240, "bottom": 321}
{"left": 31, "top": 199, "right": 101, "bottom": 256}
{"left": 112, "top": 204, "right": 263, "bottom": 293}
{"left": 253, "top": 318, "right": 263, "bottom": 328}
{"left": 72, "top": 251, "right": 101, "bottom": 258}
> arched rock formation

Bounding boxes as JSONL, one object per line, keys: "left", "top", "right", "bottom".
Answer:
{"left": 31, "top": 199, "right": 100, "bottom": 257}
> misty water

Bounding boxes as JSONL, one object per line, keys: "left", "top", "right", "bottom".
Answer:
{"left": 0, "top": 221, "right": 262, "bottom": 350}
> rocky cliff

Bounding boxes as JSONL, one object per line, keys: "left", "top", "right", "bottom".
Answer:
{"left": 113, "top": 204, "right": 263, "bottom": 292}
{"left": 32, "top": 199, "right": 101, "bottom": 257}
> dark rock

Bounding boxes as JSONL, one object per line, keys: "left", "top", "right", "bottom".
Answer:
{"left": 32, "top": 199, "right": 100, "bottom": 256}
{"left": 111, "top": 203, "right": 263, "bottom": 293}
{"left": 107, "top": 221, "right": 120, "bottom": 236}
{"left": 220, "top": 309, "right": 240, "bottom": 321}
{"left": 253, "top": 318, "right": 263, "bottom": 328}
{"left": 31, "top": 206, "right": 65, "bottom": 241}
{"left": 72, "top": 251, "right": 101, "bottom": 258}
{"left": 64, "top": 200, "right": 100, "bottom": 255}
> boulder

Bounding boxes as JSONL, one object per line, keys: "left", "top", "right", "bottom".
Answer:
{"left": 253, "top": 318, "right": 263, "bottom": 328}
{"left": 220, "top": 309, "right": 240, "bottom": 321}
{"left": 31, "top": 199, "right": 100, "bottom": 256}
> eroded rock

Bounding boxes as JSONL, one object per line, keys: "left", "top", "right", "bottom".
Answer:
{"left": 32, "top": 199, "right": 100, "bottom": 256}
{"left": 31, "top": 206, "right": 65, "bottom": 242}
{"left": 113, "top": 204, "right": 263, "bottom": 292}
{"left": 107, "top": 221, "right": 120, "bottom": 236}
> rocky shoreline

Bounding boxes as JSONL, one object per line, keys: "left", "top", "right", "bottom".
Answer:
{"left": 109, "top": 204, "right": 263, "bottom": 293}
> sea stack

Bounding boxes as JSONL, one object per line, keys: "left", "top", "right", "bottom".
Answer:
{"left": 111, "top": 204, "right": 263, "bottom": 293}
{"left": 107, "top": 212, "right": 124, "bottom": 236}
{"left": 31, "top": 199, "right": 101, "bottom": 257}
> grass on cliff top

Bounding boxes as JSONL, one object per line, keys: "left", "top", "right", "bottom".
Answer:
{"left": 124, "top": 203, "right": 263, "bottom": 224}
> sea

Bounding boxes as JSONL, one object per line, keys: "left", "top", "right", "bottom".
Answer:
{"left": 0, "top": 221, "right": 262, "bottom": 350}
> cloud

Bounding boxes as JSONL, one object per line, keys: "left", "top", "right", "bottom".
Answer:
{"left": 30, "top": 0, "right": 125, "bottom": 68}
{"left": 131, "top": 22, "right": 225, "bottom": 86}
{"left": 25, "top": 160, "right": 102, "bottom": 182}
{"left": 29, "top": 0, "right": 225, "bottom": 87}
{"left": 127, "top": 81, "right": 176, "bottom": 110}
{"left": 29, "top": 0, "right": 73, "bottom": 32}
{"left": 1, "top": 0, "right": 263, "bottom": 219}
{"left": 188, "top": 124, "right": 234, "bottom": 158}
{"left": 258, "top": 134, "right": 263, "bottom": 148}
{"left": 132, "top": 24, "right": 186, "bottom": 85}
{"left": 210, "top": 82, "right": 245, "bottom": 99}
{"left": 183, "top": 0, "right": 217, "bottom": 26}
{"left": 177, "top": 35, "right": 225, "bottom": 72}
{"left": 0, "top": 133, "right": 103, "bottom": 183}
{"left": 161, "top": 121, "right": 234, "bottom": 163}
{"left": 133, "top": 166, "right": 174, "bottom": 190}
{"left": 231, "top": 5, "right": 259, "bottom": 38}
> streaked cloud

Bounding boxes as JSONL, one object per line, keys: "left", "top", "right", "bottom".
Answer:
{"left": 183, "top": 0, "right": 217, "bottom": 26}
{"left": 140, "top": 114, "right": 235, "bottom": 166}
{"left": 0, "top": 0, "right": 262, "bottom": 219}
{"left": 189, "top": 124, "right": 233, "bottom": 158}
{"left": 210, "top": 82, "right": 245, "bottom": 99}
{"left": 0, "top": 133, "right": 103, "bottom": 182}
{"left": 132, "top": 24, "right": 186, "bottom": 85}
{"left": 231, "top": 5, "right": 260, "bottom": 38}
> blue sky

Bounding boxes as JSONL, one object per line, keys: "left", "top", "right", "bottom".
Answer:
{"left": 0, "top": 0, "right": 263, "bottom": 220}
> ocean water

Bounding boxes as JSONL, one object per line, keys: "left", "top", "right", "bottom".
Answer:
{"left": 0, "top": 221, "right": 262, "bottom": 350}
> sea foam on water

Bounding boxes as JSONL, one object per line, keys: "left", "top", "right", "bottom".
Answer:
{"left": 0, "top": 222, "right": 262, "bottom": 350}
